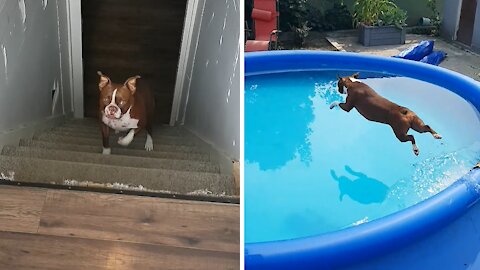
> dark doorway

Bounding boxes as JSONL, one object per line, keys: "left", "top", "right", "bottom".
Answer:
{"left": 457, "top": 0, "right": 477, "bottom": 46}
{"left": 81, "top": 0, "right": 187, "bottom": 124}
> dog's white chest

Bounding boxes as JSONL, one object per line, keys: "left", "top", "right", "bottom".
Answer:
{"left": 102, "top": 108, "right": 139, "bottom": 131}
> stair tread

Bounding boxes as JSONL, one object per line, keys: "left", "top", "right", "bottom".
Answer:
{"left": 19, "top": 140, "right": 210, "bottom": 161}
{"left": 30, "top": 136, "right": 201, "bottom": 153}
{"left": 2, "top": 146, "right": 219, "bottom": 173}
{"left": 46, "top": 128, "right": 186, "bottom": 139}
{"left": 36, "top": 133, "right": 197, "bottom": 147}
{"left": 0, "top": 156, "right": 234, "bottom": 196}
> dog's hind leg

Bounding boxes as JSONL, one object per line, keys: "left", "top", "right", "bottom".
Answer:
{"left": 392, "top": 125, "right": 419, "bottom": 156}
{"left": 411, "top": 116, "right": 442, "bottom": 139}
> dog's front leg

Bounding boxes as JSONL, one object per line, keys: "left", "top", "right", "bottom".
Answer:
{"left": 330, "top": 95, "right": 354, "bottom": 112}
{"left": 329, "top": 101, "right": 341, "bottom": 109}
{"left": 101, "top": 123, "right": 111, "bottom": 155}
{"left": 118, "top": 128, "right": 137, "bottom": 146}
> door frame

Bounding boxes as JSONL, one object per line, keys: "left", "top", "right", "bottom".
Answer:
{"left": 66, "top": 0, "right": 84, "bottom": 118}
{"left": 69, "top": 0, "right": 203, "bottom": 122}
{"left": 170, "top": 0, "right": 203, "bottom": 126}
{"left": 455, "top": 0, "right": 478, "bottom": 44}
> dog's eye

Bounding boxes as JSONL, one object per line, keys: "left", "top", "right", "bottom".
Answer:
{"left": 119, "top": 101, "right": 125, "bottom": 106}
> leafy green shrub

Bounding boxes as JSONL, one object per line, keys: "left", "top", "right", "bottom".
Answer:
{"left": 279, "top": 0, "right": 311, "bottom": 46}
{"left": 291, "top": 21, "right": 312, "bottom": 46}
{"left": 323, "top": 3, "right": 353, "bottom": 31}
{"left": 427, "top": 0, "right": 441, "bottom": 36}
{"left": 352, "top": 0, "right": 407, "bottom": 28}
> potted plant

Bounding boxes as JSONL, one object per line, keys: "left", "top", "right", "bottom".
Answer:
{"left": 353, "top": 0, "right": 407, "bottom": 46}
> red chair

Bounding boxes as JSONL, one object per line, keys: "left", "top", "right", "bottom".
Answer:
{"left": 245, "top": 0, "right": 280, "bottom": 52}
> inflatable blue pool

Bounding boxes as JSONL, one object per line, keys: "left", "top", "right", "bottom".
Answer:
{"left": 245, "top": 51, "right": 480, "bottom": 270}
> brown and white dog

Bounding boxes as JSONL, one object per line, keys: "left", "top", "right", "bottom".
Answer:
{"left": 97, "top": 71, "right": 155, "bottom": 155}
{"left": 330, "top": 73, "right": 442, "bottom": 155}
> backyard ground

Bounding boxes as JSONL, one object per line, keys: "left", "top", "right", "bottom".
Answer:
{"left": 279, "top": 30, "right": 480, "bottom": 82}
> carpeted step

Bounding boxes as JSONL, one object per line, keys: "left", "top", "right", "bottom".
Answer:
{"left": 19, "top": 139, "right": 210, "bottom": 161}
{"left": 2, "top": 146, "right": 219, "bottom": 173}
{"left": 54, "top": 125, "right": 187, "bottom": 137}
{"left": 30, "top": 136, "right": 201, "bottom": 153}
{"left": 0, "top": 156, "right": 235, "bottom": 195}
{"left": 36, "top": 132, "right": 197, "bottom": 147}
{"left": 46, "top": 127, "right": 187, "bottom": 139}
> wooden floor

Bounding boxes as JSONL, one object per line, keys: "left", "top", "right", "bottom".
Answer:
{"left": 0, "top": 185, "right": 239, "bottom": 269}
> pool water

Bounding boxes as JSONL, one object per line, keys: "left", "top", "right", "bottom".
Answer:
{"left": 245, "top": 70, "right": 480, "bottom": 244}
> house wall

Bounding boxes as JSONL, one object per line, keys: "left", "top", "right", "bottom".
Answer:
{"left": 0, "top": 0, "right": 73, "bottom": 144}
{"left": 182, "top": 0, "right": 240, "bottom": 161}
{"left": 472, "top": 2, "right": 480, "bottom": 50}
{"left": 441, "top": 0, "right": 480, "bottom": 50}
{"left": 440, "top": 0, "right": 462, "bottom": 41}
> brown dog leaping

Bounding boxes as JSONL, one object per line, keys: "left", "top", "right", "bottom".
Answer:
{"left": 329, "top": 73, "right": 442, "bottom": 155}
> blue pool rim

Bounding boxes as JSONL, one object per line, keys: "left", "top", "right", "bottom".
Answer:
{"left": 244, "top": 50, "right": 480, "bottom": 269}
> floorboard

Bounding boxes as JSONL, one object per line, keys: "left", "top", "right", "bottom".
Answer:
{"left": 0, "top": 185, "right": 239, "bottom": 269}
{"left": 38, "top": 189, "right": 240, "bottom": 253}
{"left": 0, "top": 186, "right": 46, "bottom": 233}
{"left": 0, "top": 231, "right": 238, "bottom": 270}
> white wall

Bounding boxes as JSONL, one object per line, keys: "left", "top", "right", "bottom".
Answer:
{"left": 441, "top": 0, "right": 462, "bottom": 41}
{"left": 472, "top": 2, "right": 480, "bottom": 50}
{"left": 0, "top": 0, "right": 73, "bottom": 138}
{"left": 442, "top": 0, "right": 480, "bottom": 50}
{"left": 180, "top": 0, "right": 240, "bottom": 160}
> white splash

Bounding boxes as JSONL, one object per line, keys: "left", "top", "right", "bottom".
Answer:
{"left": 18, "top": 0, "right": 26, "bottom": 30}
{"left": 352, "top": 216, "right": 369, "bottom": 226}
{"left": 42, "top": 0, "right": 47, "bottom": 9}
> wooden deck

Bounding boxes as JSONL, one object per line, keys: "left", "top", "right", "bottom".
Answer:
{"left": 0, "top": 185, "right": 239, "bottom": 269}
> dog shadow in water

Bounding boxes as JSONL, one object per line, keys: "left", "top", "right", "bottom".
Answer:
{"left": 330, "top": 166, "right": 389, "bottom": 204}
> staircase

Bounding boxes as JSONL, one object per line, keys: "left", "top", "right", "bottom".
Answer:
{"left": 0, "top": 119, "right": 237, "bottom": 201}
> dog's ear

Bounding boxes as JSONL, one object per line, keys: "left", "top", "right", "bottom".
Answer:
{"left": 352, "top": 72, "right": 360, "bottom": 79}
{"left": 97, "top": 71, "right": 111, "bottom": 90}
{"left": 124, "top": 75, "right": 141, "bottom": 94}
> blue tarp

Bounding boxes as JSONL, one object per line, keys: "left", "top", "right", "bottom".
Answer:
{"left": 394, "top": 40, "right": 446, "bottom": 66}
{"left": 395, "top": 40, "right": 434, "bottom": 61}
{"left": 420, "top": 51, "right": 447, "bottom": 66}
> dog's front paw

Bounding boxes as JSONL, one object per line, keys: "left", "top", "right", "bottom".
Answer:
{"left": 145, "top": 134, "right": 154, "bottom": 151}
{"left": 102, "top": 147, "right": 111, "bottom": 155}
{"left": 118, "top": 136, "right": 132, "bottom": 146}
{"left": 433, "top": 133, "right": 442, "bottom": 139}
{"left": 145, "top": 142, "right": 153, "bottom": 151}
{"left": 329, "top": 102, "right": 340, "bottom": 109}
